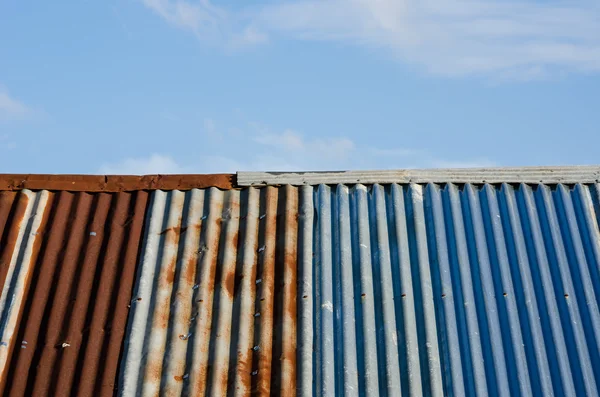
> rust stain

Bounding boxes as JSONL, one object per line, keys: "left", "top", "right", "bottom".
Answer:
{"left": 224, "top": 268, "right": 235, "bottom": 298}
{"left": 159, "top": 226, "right": 188, "bottom": 236}
{"left": 0, "top": 174, "right": 236, "bottom": 191}
{"left": 174, "top": 375, "right": 183, "bottom": 382}
{"left": 237, "top": 350, "right": 252, "bottom": 395}
{"left": 146, "top": 358, "right": 164, "bottom": 384}
{"left": 157, "top": 296, "right": 171, "bottom": 329}
{"left": 165, "top": 258, "right": 177, "bottom": 285}
{"left": 186, "top": 257, "right": 197, "bottom": 284}
{"left": 231, "top": 230, "right": 239, "bottom": 250}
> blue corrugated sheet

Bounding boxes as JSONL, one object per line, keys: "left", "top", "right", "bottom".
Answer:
{"left": 118, "top": 182, "right": 600, "bottom": 396}
{"left": 304, "top": 182, "right": 600, "bottom": 396}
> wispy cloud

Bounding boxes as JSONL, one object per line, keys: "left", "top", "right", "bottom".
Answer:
{"left": 141, "top": 0, "right": 267, "bottom": 48}
{"left": 0, "top": 88, "right": 30, "bottom": 119}
{"left": 98, "top": 154, "right": 187, "bottom": 174}
{"left": 100, "top": 121, "right": 494, "bottom": 174}
{"left": 139, "top": 0, "right": 600, "bottom": 77}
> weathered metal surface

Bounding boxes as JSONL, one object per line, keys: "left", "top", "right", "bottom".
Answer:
{"left": 237, "top": 166, "right": 600, "bottom": 186}
{"left": 121, "top": 181, "right": 600, "bottom": 396}
{"left": 2, "top": 173, "right": 600, "bottom": 397}
{"left": 116, "top": 181, "right": 600, "bottom": 396}
{"left": 299, "top": 182, "right": 600, "bottom": 396}
{"left": 0, "top": 174, "right": 234, "bottom": 191}
{"left": 0, "top": 190, "right": 149, "bottom": 396}
{"left": 120, "top": 186, "right": 299, "bottom": 396}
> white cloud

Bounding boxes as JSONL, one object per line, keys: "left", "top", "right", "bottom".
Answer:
{"left": 0, "top": 89, "right": 30, "bottom": 119}
{"left": 99, "top": 154, "right": 187, "bottom": 174}
{"left": 140, "top": 0, "right": 600, "bottom": 77}
{"left": 99, "top": 125, "right": 494, "bottom": 174}
{"left": 141, "top": 0, "right": 267, "bottom": 48}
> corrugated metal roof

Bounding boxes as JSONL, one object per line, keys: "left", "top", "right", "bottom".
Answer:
{"left": 120, "top": 187, "right": 300, "bottom": 396}
{"left": 0, "top": 190, "right": 149, "bottom": 396}
{"left": 1, "top": 170, "right": 600, "bottom": 396}
{"left": 118, "top": 180, "right": 600, "bottom": 396}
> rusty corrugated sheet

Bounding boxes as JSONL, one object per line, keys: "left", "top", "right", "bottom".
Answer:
{"left": 120, "top": 187, "right": 299, "bottom": 396}
{"left": 0, "top": 190, "right": 149, "bottom": 396}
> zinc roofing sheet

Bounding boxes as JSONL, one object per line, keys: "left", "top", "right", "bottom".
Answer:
{"left": 0, "top": 169, "right": 600, "bottom": 396}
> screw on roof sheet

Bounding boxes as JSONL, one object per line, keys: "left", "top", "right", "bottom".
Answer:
{"left": 252, "top": 370, "right": 259, "bottom": 376}
{"left": 183, "top": 374, "right": 189, "bottom": 380}
{"left": 254, "top": 312, "right": 260, "bottom": 317}
{"left": 201, "top": 215, "right": 207, "bottom": 220}
{"left": 21, "top": 341, "right": 27, "bottom": 344}
{"left": 256, "top": 278, "right": 262, "bottom": 284}
{"left": 259, "top": 214, "right": 266, "bottom": 220}
{"left": 179, "top": 333, "right": 192, "bottom": 341}
{"left": 253, "top": 345, "right": 260, "bottom": 351}
{"left": 192, "top": 284, "right": 199, "bottom": 290}
{"left": 90, "top": 232, "right": 97, "bottom": 236}
{"left": 258, "top": 246, "right": 266, "bottom": 253}
{"left": 62, "top": 343, "right": 71, "bottom": 348}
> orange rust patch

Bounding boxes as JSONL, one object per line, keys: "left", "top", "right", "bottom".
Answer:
{"left": 146, "top": 359, "right": 164, "bottom": 384}
{"left": 220, "top": 369, "right": 229, "bottom": 397}
{"left": 186, "top": 257, "right": 197, "bottom": 284}
{"left": 157, "top": 297, "right": 171, "bottom": 328}
{"left": 231, "top": 230, "right": 239, "bottom": 250}
{"left": 174, "top": 375, "right": 183, "bottom": 382}
{"left": 165, "top": 258, "right": 177, "bottom": 285}
{"left": 224, "top": 268, "right": 235, "bottom": 298}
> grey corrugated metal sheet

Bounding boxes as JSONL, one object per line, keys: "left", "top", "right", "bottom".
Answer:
{"left": 120, "top": 187, "right": 300, "bottom": 396}
{"left": 237, "top": 166, "right": 600, "bottom": 186}
{"left": 120, "top": 181, "right": 600, "bottom": 396}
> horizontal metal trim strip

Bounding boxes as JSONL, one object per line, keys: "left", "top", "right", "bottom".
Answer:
{"left": 237, "top": 166, "right": 600, "bottom": 186}
{"left": 0, "top": 174, "right": 234, "bottom": 191}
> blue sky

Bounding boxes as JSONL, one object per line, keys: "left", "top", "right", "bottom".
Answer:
{"left": 1, "top": 0, "right": 599, "bottom": 174}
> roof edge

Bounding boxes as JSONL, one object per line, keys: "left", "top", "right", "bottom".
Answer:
{"left": 0, "top": 174, "right": 235, "bottom": 192}
{"left": 237, "top": 166, "right": 600, "bottom": 186}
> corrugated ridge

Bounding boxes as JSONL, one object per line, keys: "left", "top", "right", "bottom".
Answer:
{"left": 119, "top": 187, "right": 299, "bottom": 396}
{"left": 0, "top": 190, "right": 149, "bottom": 397}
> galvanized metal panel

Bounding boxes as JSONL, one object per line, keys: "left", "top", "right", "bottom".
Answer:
{"left": 0, "top": 190, "right": 149, "bottom": 396}
{"left": 120, "top": 187, "right": 301, "bottom": 396}
{"left": 237, "top": 166, "right": 600, "bottom": 186}
{"left": 120, "top": 182, "right": 600, "bottom": 396}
